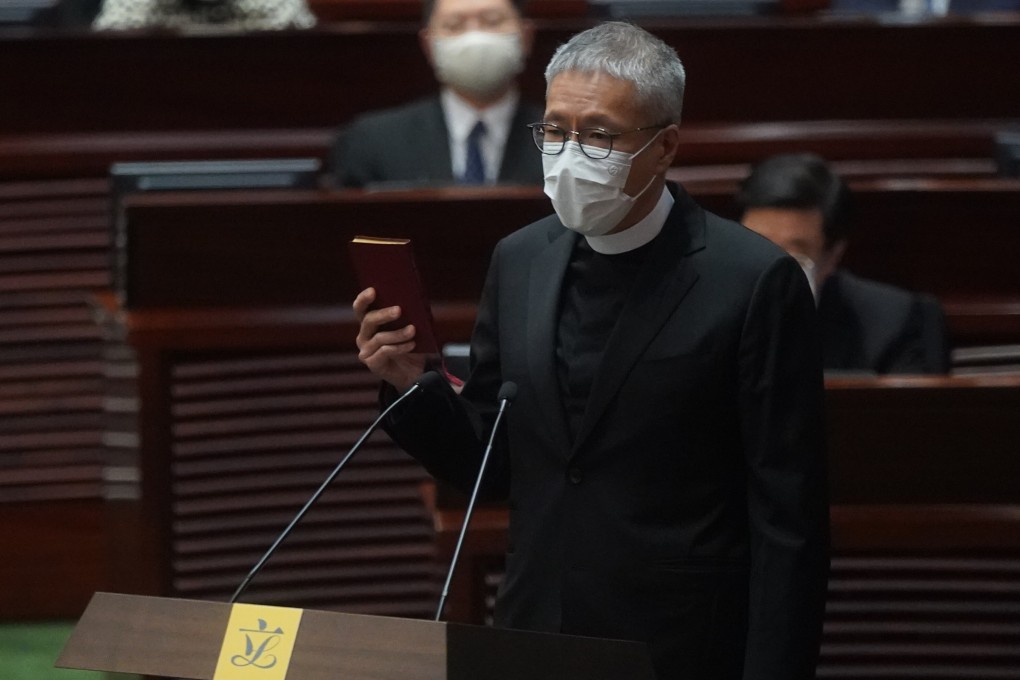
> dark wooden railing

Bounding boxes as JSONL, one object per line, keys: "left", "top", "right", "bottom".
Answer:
{"left": 3, "top": 18, "right": 1020, "bottom": 134}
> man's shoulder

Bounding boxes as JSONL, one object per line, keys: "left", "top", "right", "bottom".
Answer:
{"left": 823, "top": 270, "right": 925, "bottom": 333}
{"left": 500, "top": 213, "right": 564, "bottom": 251}
{"left": 697, "top": 204, "right": 790, "bottom": 273}
{"left": 831, "top": 271, "right": 918, "bottom": 311}
{"left": 346, "top": 96, "right": 443, "bottom": 134}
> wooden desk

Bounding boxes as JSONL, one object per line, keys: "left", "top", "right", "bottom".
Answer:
{"left": 2, "top": 18, "right": 1020, "bottom": 133}
{"left": 116, "top": 180, "right": 1020, "bottom": 345}
{"left": 116, "top": 186, "right": 551, "bottom": 309}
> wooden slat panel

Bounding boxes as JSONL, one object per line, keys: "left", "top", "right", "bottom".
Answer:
{"left": 165, "top": 350, "right": 438, "bottom": 616}
{"left": 469, "top": 551, "right": 1020, "bottom": 679}
{"left": 820, "top": 555, "right": 1020, "bottom": 679}
{"left": 0, "top": 196, "right": 107, "bottom": 219}
{"left": 0, "top": 178, "right": 109, "bottom": 508}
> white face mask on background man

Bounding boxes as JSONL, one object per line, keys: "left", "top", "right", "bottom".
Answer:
{"left": 430, "top": 30, "right": 525, "bottom": 98}
{"left": 791, "top": 253, "right": 820, "bottom": 304}
{"left": 542, "top": 132, "right": 661, "bottom": 237}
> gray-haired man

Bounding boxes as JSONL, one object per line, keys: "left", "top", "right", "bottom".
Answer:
{"left": 355, "top": 22, "right": 829, "bottom": 680}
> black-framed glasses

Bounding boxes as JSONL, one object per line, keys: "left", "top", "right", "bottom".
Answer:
{"left": 527, "top": 122, "right": 669, "bottom": 160}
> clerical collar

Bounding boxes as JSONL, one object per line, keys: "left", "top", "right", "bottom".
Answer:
{"left": 585, "top": 187, "right": 674, "bottom": 255}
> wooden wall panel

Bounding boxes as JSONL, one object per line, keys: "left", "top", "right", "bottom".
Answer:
{"left": 166, "top": 350, "right": 439, "bottom": 616}
{"left": 821, "top": 554, "right": 1020, "bottom": 679}
{"left": 0, "top": 500, "right": 106, "bottom": 619}
{"left": 2, "top": 20, "right": 1020, "bottom": 134}
{"left": 0, "top": 179, "right": 109, "bottom": 505}
{"left": 455, "top": 533, "right": 1020, "bottom": 679}
{"left": 0, "top": 179, "right": 111, "bottom": 618}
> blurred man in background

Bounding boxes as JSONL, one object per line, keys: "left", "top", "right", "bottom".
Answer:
{"left": 333, "top": 0, "right": 543, "bottom": 188}
{"left": 737, "top": 153, "right": 950, "bottom": 374}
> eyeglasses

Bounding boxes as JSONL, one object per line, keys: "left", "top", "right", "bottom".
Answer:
{"left": 527, "top": 122, "right": 669, "bottom": 160}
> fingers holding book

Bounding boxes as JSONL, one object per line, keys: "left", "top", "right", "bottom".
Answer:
{"left": 354, "top": 287, "right": 427, "bottom": 392}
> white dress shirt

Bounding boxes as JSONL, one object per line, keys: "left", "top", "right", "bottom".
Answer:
{"left": 441, "top": 88, "right": 520, "bottom": 183}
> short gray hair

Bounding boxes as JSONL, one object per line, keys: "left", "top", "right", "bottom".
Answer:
{"left": 544, "top": 22, "right": 686, "bottom": 125}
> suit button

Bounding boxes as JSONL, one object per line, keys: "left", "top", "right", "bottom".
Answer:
{"left": 568, "top": 467, "right": 583, "bottom": 484}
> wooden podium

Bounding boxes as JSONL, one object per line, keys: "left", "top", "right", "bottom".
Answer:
{"left": 57, "top": 592, "right": 657, "bottom": 680}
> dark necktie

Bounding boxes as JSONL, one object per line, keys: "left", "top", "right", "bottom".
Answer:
{"left": 462, "top": 120, "right": 487, "bottom": 185}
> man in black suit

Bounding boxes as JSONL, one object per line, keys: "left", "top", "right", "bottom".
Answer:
{"left": 354, "top": 22, "right": 829, "bottom": 680}
{"left": 737, "top": 154, "right": 950, "bottom": 374}
{"left": 333, "top": 0, "right": 544, "bottom": 188}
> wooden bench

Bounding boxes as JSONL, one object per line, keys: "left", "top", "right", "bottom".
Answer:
{"left": 2, "top": 18, "right": 1019, "bottom": 134}
{"left": 111, "top": 181, "right": 1020, "bottom": 347}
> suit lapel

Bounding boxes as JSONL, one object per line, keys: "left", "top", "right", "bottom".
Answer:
{"left": 499, "top": 101, "right": 544, "bottom": 184}
{"left": 527, "top": 223, "right": 577, "bottom": 456}
{"left": 423, "top": 97, "right": 455, "bottom": 182}
{"left": 571, "top": 191, "right": 707, "bottom": 455}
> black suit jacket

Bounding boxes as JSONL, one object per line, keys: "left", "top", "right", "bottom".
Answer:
{"left": 385, "top": 188, "right": 830, "bottom": 680}
{"left": 818, "top": 270, "right": 950, "bottom": 374}
{"left": 332, "top": 95, "right": 545, "bottom": 188}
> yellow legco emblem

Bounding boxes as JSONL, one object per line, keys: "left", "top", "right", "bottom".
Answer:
{"left": 213, "top": 603, "right": 304, "bottom": 680}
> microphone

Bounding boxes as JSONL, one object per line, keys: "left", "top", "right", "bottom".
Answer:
{"left": 434, "top": 381, "right": 517, "bottom": 621}
{"left": 230, "top": 370, "right": 445, "bottom": 604}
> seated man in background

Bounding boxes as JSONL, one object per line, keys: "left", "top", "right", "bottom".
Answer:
{"left": 737, "top": 153, "right": 950, "bottom": 374}
{"left": 333, "top": 0, "right": 544, "bottom": 188}
{"left": 93, "top": 0, "right": 316, "bottom": 30}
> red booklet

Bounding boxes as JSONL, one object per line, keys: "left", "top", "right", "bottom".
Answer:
{"left": 348, "top": 236, "right": 439, "bottom": 354}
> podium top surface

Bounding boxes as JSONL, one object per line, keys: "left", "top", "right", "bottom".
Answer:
{"left": 57, "top": 592, "right": 656, "bottom": 680}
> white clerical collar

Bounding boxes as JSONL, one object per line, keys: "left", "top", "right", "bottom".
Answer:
{"left": 585, "top": 187, "right": 674, "bottom": 255}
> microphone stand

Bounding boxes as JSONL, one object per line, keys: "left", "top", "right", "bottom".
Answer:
{"left": 230, "top": 372, "right": 441, "bottom": 604}
{"left": 434, "top": 382, "right": 517, "bottom": 621}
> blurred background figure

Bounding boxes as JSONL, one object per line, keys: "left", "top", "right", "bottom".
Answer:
{"left": 332, "top": 0, "right": 543, "bottom": 189}
{"left": 93, "top": 0, "right": 316, "bottom": 31}
{"left": 737, "top": 153, "right": 951, "bottom": 375}
{"left": 830, "top": 0, "right": 1020, "bottom": 14}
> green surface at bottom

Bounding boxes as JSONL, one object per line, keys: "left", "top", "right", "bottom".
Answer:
{"left": 0, "top": 622, "right": 139, "bottom": 680}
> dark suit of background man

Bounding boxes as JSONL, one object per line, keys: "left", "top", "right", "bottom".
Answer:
{"left": 737, "top": 154, "right": 951, "bottom": 375}
{"left": 354, "top": 22, "right": 829, "bottom": 680}
{"left": 333, "top": 0, "right": 544, "bottom": 188}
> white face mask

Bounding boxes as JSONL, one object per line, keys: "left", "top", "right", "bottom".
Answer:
{"left": 792, "top": 253, "right": 819, "bottom": 304}
{"left": 430, "top": 31, "right": 524, "bottom": 98}
{"left": 542, "top": 133, "right": 660, "bottom": 236}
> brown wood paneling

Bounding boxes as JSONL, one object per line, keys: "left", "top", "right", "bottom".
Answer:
{"left": 0, "top": 178, "right": 110, "bottom": 617}
{"left": 0, "top": 130, "right": 333, "bottom": 182}
{"left": 0, "top": 500, "right": 106, "bottom": 619}
{"left": 2, "top": 19, "right": 1020, "bottom": 134}
{"left": 826, "top": 376, "right": 1020, "bottom": 505}
{"left": 93, "top": 301, "right": 479, "bottom": 617}
{"left": 117, "top": 186, "right": 550, "bottom": 309}
{"left": 115, "top": 180, "right": 1020, "bottom": 349}
{"left": 442, "top": 508, "right": 1020, "bottom": 678}
{"left": 167, "top": 350, "right": 438, "bottom": 615}
{"left": 0, "top": 119, "right": 1007, "bottom": 184}
{"left": 0, "top": 178, "right": 108, "bottom": 508}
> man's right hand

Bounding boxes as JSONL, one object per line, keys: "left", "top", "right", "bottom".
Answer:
{"left": 353, "top": 287, "right": 427, "bottom": 393}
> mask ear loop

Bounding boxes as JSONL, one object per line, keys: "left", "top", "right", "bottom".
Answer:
{"left": 622, "top": 129, "right": 666, "bottom": 201}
